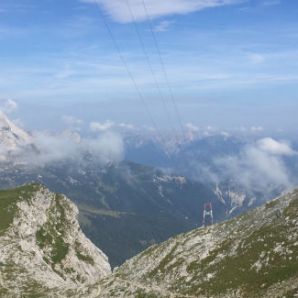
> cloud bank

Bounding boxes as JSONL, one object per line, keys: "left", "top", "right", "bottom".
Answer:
{"left": 257, "top": 137, "right": 296, "bottom": 156}
{"left": 26, "top": 131, "right": 124, "bottom": 167}
{"left": 214, "top": 138, "right": 295, "bottom": 196}
{"left": 0, "top": 112, "right": 124, "bottom": 167}
{"left": 81, "top": 0, "right": 242, "bottom": 23}
{"left": 90, "top": 120, "right": 115, "bottom": 132}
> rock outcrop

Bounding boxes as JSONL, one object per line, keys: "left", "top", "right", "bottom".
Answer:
{"left": 0, "top": 184, "right": 111, "bottom": 297}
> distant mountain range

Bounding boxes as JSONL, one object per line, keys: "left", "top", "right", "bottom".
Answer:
{"left": 125, "top": 133, "right": 243, "bottom": 169}
{"left": 125, "top": 132, "right": 298, "bottom": 207}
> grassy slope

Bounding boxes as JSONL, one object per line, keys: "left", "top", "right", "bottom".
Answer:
{"left": 100, "top": 190, "right": 298, "bottom": 297}
{"left": 0, "top": 184, "right": 40, "bottom": 235}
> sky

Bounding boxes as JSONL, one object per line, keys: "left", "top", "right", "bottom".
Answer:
{"left": 0, "top": 0, "right": 297, "bottom": 134}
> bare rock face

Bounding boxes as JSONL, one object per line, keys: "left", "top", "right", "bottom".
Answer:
{"left": 0, "top": 184, "right": 111, "bottom": 297}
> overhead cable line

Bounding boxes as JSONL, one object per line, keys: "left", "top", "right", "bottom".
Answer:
{"left": 93, "top": 0, "right": 166, "bottom": 145}
{"left": 141, "top": 0, "right": 186, "bottom": 141}
{"left": 92, "top": 2, "right": 177, "bottom": 199}
{"left": 125, "top": 0, "right": 180, "bottom": 142}
{"left": 93, "top": 0, "right": 180, "bottom": 167}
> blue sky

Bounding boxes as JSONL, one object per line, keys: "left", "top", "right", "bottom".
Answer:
{"left": 0, "top": 0, "right": 297, "bottom": 133}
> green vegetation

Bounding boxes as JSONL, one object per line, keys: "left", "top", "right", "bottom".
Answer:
{"left": 75, "top": 241, "right": 95, "bottom": 265}
{"left": 0, "top": 184, "right": 40, "bottom": 235}
{"left": 76, "top": 250, "right": 94, "bottom": 265}
{"left": 265, "top": 199, "right": 279, "bottom": 209}
{"left": 0, "top": 288, "right": 9, "bottom": 296}
{"left": 283, "top": 193, "right": 298, "bottom": 219}
{"left": 180, "top": 195, "right": 298, "bottom": 296}
{"left": 36, "top": 194, "right": 69, "bottom": 265}
{"left": 78, "top": 204, "right": 127, "bottom": 218}
{"left": 148, "top": 243, "right": 178, "bottom": 278}
{"left": 126, "top": 192, "right": 298, "bottom": 298}
{"left": 186, "top": 239, "right": 232, "bottom": 275}
{"left": 135, "top": 289, "right": 159, "bottom": 298}
{"left": 284, "top": 288, "right": 298, "bottom": 298}
{"left": 21, "top": 280, "right": 47, "bottom": 298}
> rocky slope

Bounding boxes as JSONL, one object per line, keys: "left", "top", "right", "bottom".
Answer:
{"left": 98, "top": 189, "right": 298, "bottom": 297}
{"left": 0, "top": 184, "right": 111, "bottom": 297}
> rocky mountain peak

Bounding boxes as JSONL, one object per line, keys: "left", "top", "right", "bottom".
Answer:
{"left": 0, "top": 184, "right": 111, "bottom": 297}
{"left": 0, "top": 112, "right": 32, "bottom": 152}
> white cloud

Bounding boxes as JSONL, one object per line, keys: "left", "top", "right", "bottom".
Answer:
{"left": 62, "top": 115, "right": 83, "bottom": 127}
{"left": 215, "top": 142, "right": 292, "bottom": 195}
{"left": 0, "top": 112, "right": 123, "bottom": 166}
{"left": 241, "top": 146, "right": 290, "bottom": 189}
{"left": 90, "top": 120, "right": 115, "bottom": 132}
{"left": 261, "top": 0, "right": 280, "bottom": 6}
{"left": 0, "top": 98, "right": 18, "bottom": 113}
{"left": 248, "top": 53, "right": 265, "bottom": 64}
{"left": 32, "top": 133, "right": 81, "bottom": 165}
{"left": 81, "top": 0, "right": 243, "bottom": 23}
{"left": 185, "top": 122, "right": 200, "bottom": 141}
{"left": 185, "top": 122, "right": 200, "bottom": 132}
{"left": 21, "top": 131, "right": 123, "bottom": 167}
{"left": 119, "top": 122, "right": 135, "bottom": 130}
{"left": 250, "top": 126, "right": 264, "bottom": 132}
{"left": 85, "top": 132, "right": 124, "bottom": 163}
{"left": 257, "top": 137, "right": 296, "bottom": 156}
{"left": 90, "top": 121, "right": 136, "bottom": 133}
{"left": 153, "top": 20, "right": 173, "bottom": 32}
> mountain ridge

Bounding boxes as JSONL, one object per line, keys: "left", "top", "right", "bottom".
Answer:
{"left": 0, "top": 184, "right": 111, "bottom": 297}
{"left": 97, "top": 189, "right": 298, "bottom": 297}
